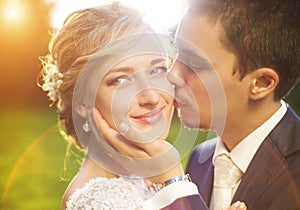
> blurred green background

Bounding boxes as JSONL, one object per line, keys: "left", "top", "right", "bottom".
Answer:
{"left": 0, "top": 0, "right": 299, "bottom": 210}
{"left": 0, "top": 109, "right": 209, "bottom": 210}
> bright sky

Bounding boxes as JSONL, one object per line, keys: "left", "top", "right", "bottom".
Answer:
{"left": 46, "top": 0, "right": 187, "bottom": 30}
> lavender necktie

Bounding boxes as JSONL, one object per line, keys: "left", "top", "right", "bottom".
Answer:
{"left": 212, "top": 154, "right": 243, "bottom": 210}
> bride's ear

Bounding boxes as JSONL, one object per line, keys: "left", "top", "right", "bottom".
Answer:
{"left": 249, "top": 68, "right": 279, "bottom": 101}
{"left": 74, "top": 105, "right": 91, "bottom": 118}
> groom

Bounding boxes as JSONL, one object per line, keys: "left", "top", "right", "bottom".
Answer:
{"left": 166, "top": 0, "right": 300, "bottom": 209}
{"left": 95, "top": 0, "right": 300, "bottom": 209}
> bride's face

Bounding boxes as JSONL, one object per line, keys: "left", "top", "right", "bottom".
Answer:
{"left": 95, "top": 54, "right": 174, "bottom": 140}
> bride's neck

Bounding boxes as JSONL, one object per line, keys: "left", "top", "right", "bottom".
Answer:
{"left": 82, "top": 156, "right": 118, "bottom": 179}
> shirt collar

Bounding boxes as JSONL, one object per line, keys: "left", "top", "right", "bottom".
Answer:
{"left": 213, "top": 100, "right": 287, "bottom": 173}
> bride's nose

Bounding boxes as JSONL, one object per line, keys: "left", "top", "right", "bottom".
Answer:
{"left": 137, "top": 89, "right": 160, "bottom": 107}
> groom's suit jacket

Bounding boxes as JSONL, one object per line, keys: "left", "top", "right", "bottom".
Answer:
{"left": 186, "top": 106, "right": 300, "bottom": 210}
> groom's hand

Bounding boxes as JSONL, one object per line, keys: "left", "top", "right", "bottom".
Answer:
{"left": 92, "top": 107, "right": 184, "bottom": 183}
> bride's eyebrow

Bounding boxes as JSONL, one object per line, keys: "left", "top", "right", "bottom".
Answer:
{"left": 108, "top": 67, "right": 134, "bottom": 74}
{"left": 106, "top": 57, "right": 166, "bottom": 76}
{"left": 150, "top": 57, "right": 166, "bottom": 66}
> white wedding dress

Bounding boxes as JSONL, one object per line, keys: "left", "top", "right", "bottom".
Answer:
{"left": 66, "top": 175, "right": 153, "bottom": 210}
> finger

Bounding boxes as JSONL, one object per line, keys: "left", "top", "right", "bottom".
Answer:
{"left": 91, "top": 108, "right": 150, "bottom": 158}
{"left": 227, "top": 201, "right": 247, "bottom": 210}
{"left": 226, "top": 201, "right": 240, "bottom": 210}
{"left": 237, "top": 202, "right": 247, "bottom": 210}
{"left": 91, "top": 107, "right": 120, "bottom": 142}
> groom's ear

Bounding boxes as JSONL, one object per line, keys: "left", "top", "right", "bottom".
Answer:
{"left": 249, "top": 68, "right": 279, "bottom": 101}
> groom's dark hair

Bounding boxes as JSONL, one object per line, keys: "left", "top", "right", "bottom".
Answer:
{"left": 189, "top": 0, "right": 300, "bottom": 100}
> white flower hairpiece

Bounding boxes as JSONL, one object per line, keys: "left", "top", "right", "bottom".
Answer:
{"left": 42, "top": 63, "right": 63, "bottom": 104}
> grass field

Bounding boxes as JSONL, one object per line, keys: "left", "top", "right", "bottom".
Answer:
{"left": 0, "top": 108, "right": 209, "bottom": 210}
{"left": 0, "top": 108, "right": 75, "bottom": 210}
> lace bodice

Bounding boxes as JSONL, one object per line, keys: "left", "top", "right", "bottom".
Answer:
{"left": 66, "top": 175, "right": 153, "bottom": 210}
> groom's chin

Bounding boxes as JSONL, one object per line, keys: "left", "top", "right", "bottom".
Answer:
{"left": 177, "top": 109, "right": 201, "bottom": 130}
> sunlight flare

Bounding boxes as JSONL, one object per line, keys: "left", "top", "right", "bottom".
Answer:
{"left": 3, "top": 1, "right": 23, "bottom": 21}
{"left": 47, "top": 0, "right": 187, "bottom": 30}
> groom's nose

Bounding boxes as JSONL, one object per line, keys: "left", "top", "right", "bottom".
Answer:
{"left": 167, "top": 61, "right": 186, "bottom": 88}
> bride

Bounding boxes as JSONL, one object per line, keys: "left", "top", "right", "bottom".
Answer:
{"left": 41, "top": 2, "right": 178, "bottom": 209}
{"left": 40, "top": 2, "right": 247, "bottom": 210}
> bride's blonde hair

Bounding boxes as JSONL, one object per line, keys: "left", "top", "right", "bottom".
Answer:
{"left": 40, "top": 2, "right": 151, "bottom": 148}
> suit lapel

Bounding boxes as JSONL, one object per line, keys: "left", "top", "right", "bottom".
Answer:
{"left": 187, "top": 138, "right": 218, "bottom": 207}
{"left": 232, "top": 106, "right": 300, "bottom": 208}
{"left": 198, "top": 159, "right": 214, "bottom": 206}
{"left": 232, "top": 137, "right": 288, "bottom": 207}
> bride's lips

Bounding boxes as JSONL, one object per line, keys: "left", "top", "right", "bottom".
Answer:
{"left": 131, "top": 109, "right": 163, "bottom": 124}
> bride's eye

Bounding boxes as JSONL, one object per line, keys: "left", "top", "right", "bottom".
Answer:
{"left": 149, "top": 67, "right": 167, "bottom": 76}
{"left": 107, "top": 76, "right": 133, "bottom": 86}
